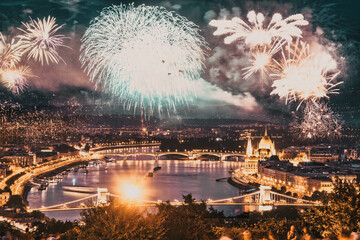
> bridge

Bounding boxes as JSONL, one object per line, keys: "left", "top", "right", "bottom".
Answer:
{"left": 94, "top": 149, "right": 245, "bottom": 161}
{"left": 90, "top": 142, "right": 246, "bottom": 161}
{"left": 90, "top": 141, "right": 161, "bottom": 152}
{"left": 28, "top": 186, "right": 320, "bottom": 212}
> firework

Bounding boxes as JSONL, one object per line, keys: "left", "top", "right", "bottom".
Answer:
{"left": 291, "top": 102, "right": 342, "bottom": 139}
{"left": 242, "top": 39, "right": 284, "bottom": 80}
{"left": 271, "top": 41, "right": 342, "bottom": 108}
{"left": 0, "top": 66, "right": 31, "bottom": 94}
{"left": 209, "top": 11, "right": 308, "bottom": 48}
{"left": 80, "top": 4, "right": 207, "bottom": 116}
{"left": 0, "top": 33, "right": 24, "bottom": 69}
{"left": 19, "top": 16, "right": 67, "bottom": 65}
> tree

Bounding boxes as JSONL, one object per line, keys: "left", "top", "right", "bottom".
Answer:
{"left": 310, "top": 190, "right": 328, "bottom": 201}
{"left": 73, "top": 202, "right": 165, "bottom": 240}
{"left": 84, "top": 143, "right": 90, "bottom": 152}
{"left": 302, "top": 180, "right": 360, "bottom": 239}
{"left": 5, "top": 195, "right": 26, "bottom": 209}
{"left": 156, "top": 194, "right": 223, "bottom": 240}
{"left": 30, "top": 210, "right": 46, "bottom": 220}
{"left": 0, "top": 221, "right": 21, "bottom": 238}
{"left": 31, "top": 219, "right": 75, "bottom": 237}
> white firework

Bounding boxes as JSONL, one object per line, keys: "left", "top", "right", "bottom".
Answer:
{"left": 19, "top": 16, "right": 67, "bottom": 65}
{"left": 271, "top": 40, "right": 342, "bottom": 108}
{"left": 291, "top": 102, "right": 342, "bottom": 140}
{"left": 0, "top": 33, "right": 24, "bottom": 69}
{"left": 80, "top": 4, "right": 207, "bottom": 116}
{"left": 242, "top": 39, "right": 285, "bottom": 81}
{"left": 0, "top": 66, "right": 31, "bottom": 94}
{"left": 209, "top": 10, "right": 308, "bottom": 48}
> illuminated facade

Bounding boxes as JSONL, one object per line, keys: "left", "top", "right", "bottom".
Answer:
{"left": 246, "top": 128, "right": 276, "bottom": 159}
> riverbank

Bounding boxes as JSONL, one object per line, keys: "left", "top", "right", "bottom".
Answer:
{"left": 228, "top": 175, "right": 258, "bottom": 190}
{"left": 22, "top": 161, "right": 88, "bottom": 203}
{"left": 8, "top": 155, "right": 92, "bottom": 198}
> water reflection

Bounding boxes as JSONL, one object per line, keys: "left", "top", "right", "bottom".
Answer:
{"left": 27, "top": 159, "right": 242, "bottom": 221}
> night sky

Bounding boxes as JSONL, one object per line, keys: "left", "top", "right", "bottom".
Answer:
{"left": 0, "top": 0, "right": 359, "bottom": 124}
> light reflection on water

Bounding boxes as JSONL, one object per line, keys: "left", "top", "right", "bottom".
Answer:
{"left": 27, "top": 158, "right": 247, "bottom": 221}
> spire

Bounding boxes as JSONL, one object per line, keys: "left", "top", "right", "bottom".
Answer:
{"left": 264, "top": 127, "right": 268, "bottom": 137}
{"left": 246, "top": 135, "right": 252, "bottom": 157}
{"left": 271, "top": 140, "right": 276, "bottom": 156}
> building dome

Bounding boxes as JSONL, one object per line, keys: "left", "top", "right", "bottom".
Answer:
{"left": 259, "top": 136, "right": 273, "bottom": 150}
{"left": 257, "top": 127, "right": 276, "bottom": 158}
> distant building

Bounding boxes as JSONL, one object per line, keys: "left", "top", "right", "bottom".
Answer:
{"left": 2, "top": 153, "right": 36, "bottom": 167}
{"left": 329, "top": 174, "right": 357, "bottom": 184}
{"left": 0, "top": 165, "right": 7, "bottom": 179}
{"left": 258, "top": 166, "right": 335, "bottom": 195}
{"left": 257, "top": 128, "right": 276, "bottom": 158}
{"left": 280, "top": 146, "right": 309, "bottom": 166}
{"left": 0, "top": 192, "right": 10, "bottom": 206}
{"left": 246, "top": 128, "right": 276, "bottom": 159}
{"left": 244, "top": 128, "right": 276, "bottom": 175}
{"left": 244, "top": 157, "right": 259, "bottom": 175}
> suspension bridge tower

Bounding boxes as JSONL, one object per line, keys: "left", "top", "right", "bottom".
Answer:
{"left": 259, "top": 185, "right": 272, "bottom": 204}
{"left": 97, "top": 188, "right": 109, "bottom": 205}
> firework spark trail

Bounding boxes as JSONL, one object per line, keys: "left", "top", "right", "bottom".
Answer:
{"left": 271, "top": 40, "right": 342, "bottom": 108}
{"left": 0, "top": 66, "right": 31, "bottom": 94}
{"left": 242, "top": 39, "right": 285, "bottom": 81}
{"left": 209, "top": 11, "right": 308, "bottom": 48}
{"left": 18, "top": 16, "right": 67, "bottom": 65}
{"left": 0, "top": 33, "right": 24, "bottom": 69}
{"left": 291, "top": 102, "right": 342, "bottom": 139}
{"left": 0, "top": 16, "right": 67, "bottom": 93}
{"left": 80, "top": 4, "right": 207, "bottom": 116}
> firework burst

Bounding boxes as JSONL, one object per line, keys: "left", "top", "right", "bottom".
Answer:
{"left": 242, "top": 39, "right": 285, "bottom": 81}
{"left": 271, "top": 41, "right": 342, "bottom": 108}
{"left": 0, "top": 33, "right": 24, "bottom": 69}
{"left": 209, "top": 11, "right": 308, "bottom": 48}
{"left": 19, "top": 16, "right": 67, "bottom": 65}
{"left": 0, "top": 66, "right": 31, "bottom": 94}
{"left": 80, "top": 4, "right": 207, "bottom": 116}
{"left": 0, "top": 16, "right": 66, "bottom": 93}
{"left": 291, "top": 102, "right": 342, "bottom": 140}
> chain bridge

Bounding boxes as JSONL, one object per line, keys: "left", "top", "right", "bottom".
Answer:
{"left": 28, "top": 186, "right": 320, "bottom": 212}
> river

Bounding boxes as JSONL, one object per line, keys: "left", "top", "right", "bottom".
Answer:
{"left": 27, "top": 157, "right": 251, "bottom": 221}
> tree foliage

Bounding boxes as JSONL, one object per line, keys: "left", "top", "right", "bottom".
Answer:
{"left": 156, "top": 194, "right": 224, "bottom": 240}
{"left": 31, "top": 219, "right": 75, "bottom": 237}
{"left": 5, "top": 195, "right": 26, "bottom": 209}
{"left": 71, "top": 202, "right": 166, "bottom": 240}
{"left": 302, "top": 180, "right": 360, "bottom": 239}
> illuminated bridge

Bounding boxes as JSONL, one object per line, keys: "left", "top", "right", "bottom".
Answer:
{"left": 28, "top": 186, "right": 320, "bottom": 212}
{"left": 90, "top": 142, "right": 246, "bottom": 161}
{"left": 93, "top": 148, "right": 245, "bottom": 161}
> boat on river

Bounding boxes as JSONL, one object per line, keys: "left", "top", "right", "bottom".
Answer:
{"left": 153, "top": 166, "right": 161, "bottom": 171}
{"left": 38, "top": 184, "right": 47, "bottom": 191}
{"left": 62, "top": 186, "right": 97, "bottom": 194}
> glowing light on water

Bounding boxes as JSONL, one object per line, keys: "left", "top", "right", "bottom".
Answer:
{"left": 271, "top": 41, "right": 342, "bottom": 108}
{"left": 19, "top": 16, "right": 67, "bottom": 65}
{"left": 209, "top": 11, "right": 308, "bottom": 48}
{"left": 123, "top": 184, "right": 141, "bottom": 200}
{"left": 80, "top": 4, "right": 207, "bottom": 116}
